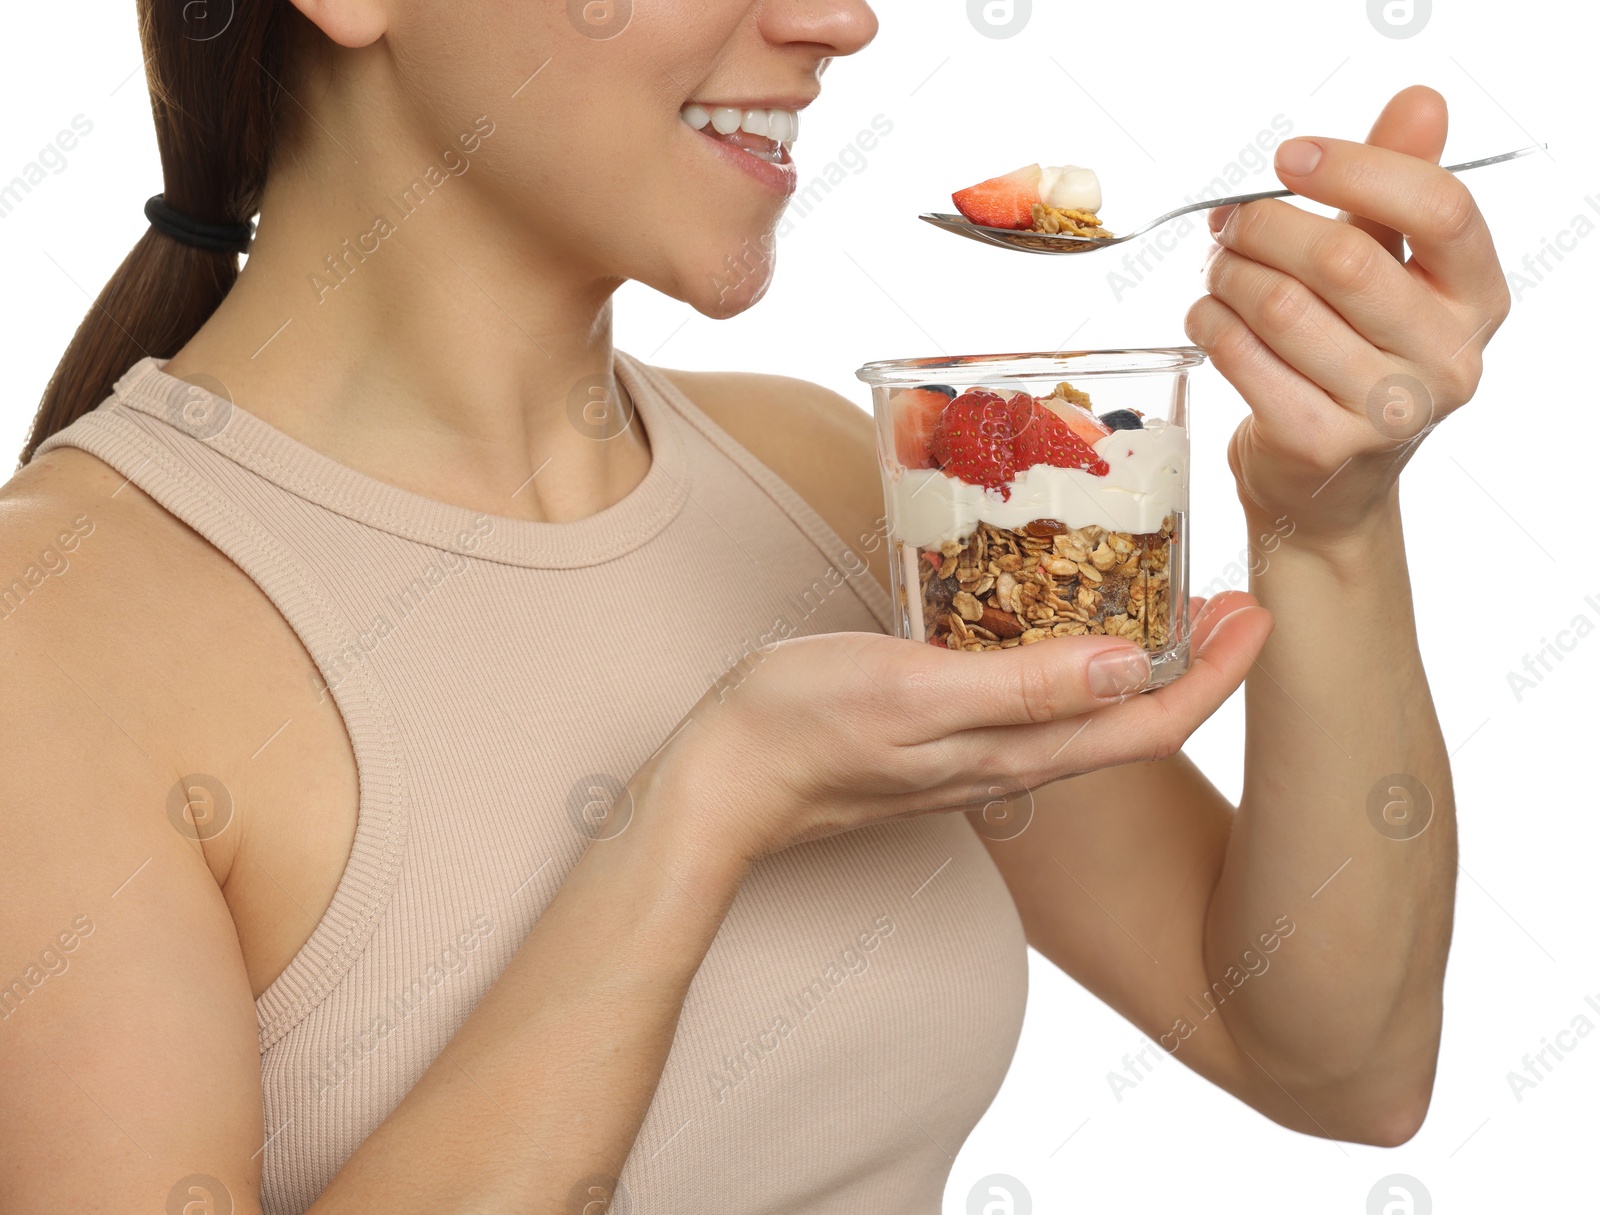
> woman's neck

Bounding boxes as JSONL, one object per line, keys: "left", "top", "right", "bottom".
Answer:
{"left": 161, "top": 128, "right": 652, "bottom": 526}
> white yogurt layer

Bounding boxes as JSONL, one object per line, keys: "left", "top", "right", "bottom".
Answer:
{"left": 889, "top": 417, "right": 1186, "bottom": 547}
{"left": 1039, "top": 164, "right": 1102, "bottom": 213}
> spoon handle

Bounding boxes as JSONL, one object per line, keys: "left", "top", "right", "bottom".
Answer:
{"left": 1133, "top": 142, "right": 1546, "bottom": 239}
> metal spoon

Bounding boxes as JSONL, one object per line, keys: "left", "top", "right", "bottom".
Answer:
{"left": 920, "top": 144, "right": 1544, "bottom": 255}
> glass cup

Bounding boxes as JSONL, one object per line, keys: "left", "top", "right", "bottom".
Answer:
{"left": 854, "top": 348, "right": 1201, "bottom": 690}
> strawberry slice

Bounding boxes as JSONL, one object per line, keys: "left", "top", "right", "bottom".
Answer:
{"left": 952, "top": 164, "right": 1043, "bottom": 230}
{"left": 930, "top": 389, "right": 1017, "bottom": 497}
{"left": 1009, "top": 393, "right": 1110, "bottom": 475}
{"left": 1048, "top": 396, "right": 1113, "bottom": 449}
{"left": 889, "top": 387, "right": 954, "bottom": 469}
{"left": 1005, "top": 391, "right": 1040, "bottom": 441}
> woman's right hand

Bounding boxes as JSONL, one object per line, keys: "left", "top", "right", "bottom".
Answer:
{"left": 643, "top": 590, "right": 1275, "bottom": 864}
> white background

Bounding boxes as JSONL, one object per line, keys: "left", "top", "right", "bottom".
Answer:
{"left": 1, "top": 1, "right": 1594, "bottom": 1212}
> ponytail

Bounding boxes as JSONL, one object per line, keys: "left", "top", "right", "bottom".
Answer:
{"left": 19, "top": 0, "right": 297, "bottom": 467}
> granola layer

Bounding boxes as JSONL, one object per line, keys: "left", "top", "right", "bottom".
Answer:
{"left": 1027, "top": 203, "right": 1114, "bottom": 240}
{"left": 906, "top": 514, "right": 1176, "bottom": 652}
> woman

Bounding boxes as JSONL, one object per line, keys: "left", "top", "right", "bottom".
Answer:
{"left": 0, "top": 0, "right": 1508, "bottom": 1210}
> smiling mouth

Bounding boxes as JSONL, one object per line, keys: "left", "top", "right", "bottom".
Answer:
{"left": 680, "top": 104, "right": 799, "bottom": 165}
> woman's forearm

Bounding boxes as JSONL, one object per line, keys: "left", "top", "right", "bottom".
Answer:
{"left": 308, "top": 746, "right": 747, "bottom": 1215}
{"left": 1203, "top": 491, "right": 1457, "bottom": 1137}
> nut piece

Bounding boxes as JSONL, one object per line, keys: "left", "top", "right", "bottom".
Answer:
{"left": 979, "top": 605, "right": 1025, "bottom": 638}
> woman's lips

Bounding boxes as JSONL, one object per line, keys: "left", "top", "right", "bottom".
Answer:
{"left": 687, "top": 123, "right": 798, "bottom": 198}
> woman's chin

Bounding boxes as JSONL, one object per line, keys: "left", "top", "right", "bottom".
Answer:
{"left": 626, "top": 232, "right": 779, "bottom": 320}
{"left": 685, "top": 258, "right": 776, "bottom": 320}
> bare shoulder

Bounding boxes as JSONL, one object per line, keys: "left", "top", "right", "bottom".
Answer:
{"left": 0, "top": 443, "right": 287, "bottom": 834}
{"left": 0, "top": 444, "right": 217, "bottom": 659}
{"left": 0, "top": 444, "right": 169, "bottom": 650}
{"left": 656, "top": 368, "right": 892, "bottom": 596}
{"left": 0, "top": 444, "right": 200, "bottom": 792}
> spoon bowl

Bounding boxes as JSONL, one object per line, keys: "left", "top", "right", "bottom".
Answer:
{"left": 921, "top": 144, "right": 1544, "bottom": 256}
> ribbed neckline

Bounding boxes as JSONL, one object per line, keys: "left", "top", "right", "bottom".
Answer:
{"left": 107, "top": 351, "right": 691, "bottom": 570}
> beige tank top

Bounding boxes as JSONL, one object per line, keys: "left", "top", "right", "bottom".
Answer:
{"left": 35, "top": 352, "right": 1029, "bottom": 1214}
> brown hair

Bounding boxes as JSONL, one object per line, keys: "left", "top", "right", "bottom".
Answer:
{"left": 18, "top": 0, "right": 303, "bottom": 467}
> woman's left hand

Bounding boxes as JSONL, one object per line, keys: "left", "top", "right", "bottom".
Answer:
{"left": 1185, "top": 85, "right": 1512, "bottom": 545}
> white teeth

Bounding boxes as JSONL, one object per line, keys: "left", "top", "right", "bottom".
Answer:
{"left": 682, "top": 103, "right": 801, "bottom": 147}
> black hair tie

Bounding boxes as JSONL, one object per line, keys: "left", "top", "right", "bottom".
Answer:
{"left": 144, "top": 194, "right": 255, "bottom": 255}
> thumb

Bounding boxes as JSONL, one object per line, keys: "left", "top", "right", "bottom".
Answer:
{"left": 1342, "top": 83, "right": 1449, "bottom": 258}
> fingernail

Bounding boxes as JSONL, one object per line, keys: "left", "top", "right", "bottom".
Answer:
{"left": 1208, "top": 204, "right": 1237, "bottom": 233}
{"left": 1088, "top": 646, "right": 1152, "bottom": 700}
{"left": 1276, "top": 138, "right": 1323, "bottom": 176}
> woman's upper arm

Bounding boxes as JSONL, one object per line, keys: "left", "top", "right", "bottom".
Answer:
{"left": 972, "top": 754, "right": 1330, "bottom": 1127}
{"left": 0, "top": 632, "right": 265, "bottom": 1210}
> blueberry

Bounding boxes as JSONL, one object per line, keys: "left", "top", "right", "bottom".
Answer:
{"left": 918, "top": 384, "right": 959, "bottom": 398}
{"left": 1098, "top": 409, "right": 1144, "bottom": 431}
